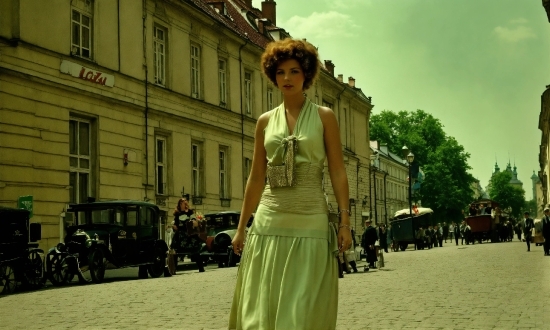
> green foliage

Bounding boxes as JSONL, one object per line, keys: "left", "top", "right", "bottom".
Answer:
{"left": 524, "top": 199, "right": 538, "bottom": 216}
{"left": 488, "top": 171, "right": 526, "bottom": 218}
{"left": 370, "top": 110, "right": 475, "bottom": 222}
{"left": 369, "top": 110, "right": 446, "bottom": 166}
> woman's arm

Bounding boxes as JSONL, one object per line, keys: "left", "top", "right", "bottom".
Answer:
{"left": 318, "top": 106, "right": 352, "bottom": 251}
{"left": 236, "top": 112, "right": 270, "bottom": 232}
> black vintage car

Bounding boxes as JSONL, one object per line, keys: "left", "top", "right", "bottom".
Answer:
{"left": 46, "top": 201, "right": 167, "bottom": 285}
{"left": 0, "top": 206, "right": 43, "bottom": 294}
{"left": 391, "top": 207, "right": 435, "bottom": 251}
{"left": 200, "top": 211, "right": 253, "bottom": 268}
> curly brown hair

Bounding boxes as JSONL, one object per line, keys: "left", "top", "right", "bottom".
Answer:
{"left": 261, "top": 39, "right": 320, "bottom": 91}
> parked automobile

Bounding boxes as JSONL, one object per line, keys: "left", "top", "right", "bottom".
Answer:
{"left": 45, "top": 201, "right": 167, "bottom": 285}
{"left": 200, "top": 211, "right": 253, "bottom": 267}
{"left": 0, "top": 206, "right": 43, "bottom": 294}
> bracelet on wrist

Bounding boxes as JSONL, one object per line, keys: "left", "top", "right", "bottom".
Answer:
{"left": 338, "top": 224, "right": 351, "bottom": 231}
{"left": 338, "top": 209, "right": 351, "bottom": 217}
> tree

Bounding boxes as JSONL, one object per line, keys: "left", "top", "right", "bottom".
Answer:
{"left": 370, "top": 110, "right": 446, "bottom": 166}
{"left": 419, "top": 137, "right": 475, "bottom": 222}
{"left": 488, "top": 171, "right": 526, "bottom": 218}
{"left": 370, "top": 110, "right": 475, "bottom": 222}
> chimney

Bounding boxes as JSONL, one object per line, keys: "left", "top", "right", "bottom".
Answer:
{"left": 258, "top": 18, "right": 269, "bottom": 35}
{"left": 348, "top": 76, "right": 355, "bottom": 88}
{"left": 262, "top": 0, "right": 277, "bottom": 26}
{"left": 324, "top": 60, "right": 334, "bottom": 77}
{"left": 337, "top": 74, "right": 343, "bottom": 83}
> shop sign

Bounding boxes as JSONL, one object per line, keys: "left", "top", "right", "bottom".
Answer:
{"left": 60, "top": 60, "right": 114, "bottom": 87}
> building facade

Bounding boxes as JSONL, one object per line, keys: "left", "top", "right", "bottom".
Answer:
{"left": 539, "top": 1, "right": 550, "bottom": 209}
{"left": 0, "top": 0, "right": 373, "bottom": 251}
{"left": 368, "top": 142, "right": 409, "bottom": 224}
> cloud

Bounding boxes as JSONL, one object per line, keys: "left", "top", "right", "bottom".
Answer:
{"left": 323, "top": 0, "right": 372, "bottom": 9}
{"left": 509, "top": 17, "right": 528, "bottom": 24}
{"left": 493, "top": 25, "right": 536, "bottom": 43}
{"left": 281, "top": 11, "right": 359, "bottom": 39}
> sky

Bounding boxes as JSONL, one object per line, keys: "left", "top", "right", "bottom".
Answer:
{"left": 252, "top": 0, "right": 550, "bottom": 199}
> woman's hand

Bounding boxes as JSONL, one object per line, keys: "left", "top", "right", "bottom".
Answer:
{"left": 338, "top": 227, "right": 352, "bottom": 252}
{"left": 232, "top": 229, "right": 246, "bottom": 256}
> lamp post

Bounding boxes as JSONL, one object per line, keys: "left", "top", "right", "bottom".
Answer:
{"left": 402, "top": 146, "right": 415, "bottom": 218}
{"left": 370, "top": 153, "right": 379, "bottom": 224}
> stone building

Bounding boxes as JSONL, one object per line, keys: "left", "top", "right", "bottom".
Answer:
{"left": 539, "top": 0, "right": 550, "bottom": 208}
{"left": 368, "top": 141, "right": 409, "bottom": 224}
{"left": 0, "top": 0, "right": 373, "bottom": 251}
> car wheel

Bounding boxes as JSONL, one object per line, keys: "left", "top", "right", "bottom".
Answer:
{"left": 399, "top": 243, "right": 408, "bottom": 251}
{"left": 0, "top": 263, "right": 17, "bottom": 294}
{"left": 23, "top": 250, "right": 44, "bottom": 290}
{"left": 148, "top": 247, "right": 165, "bottom": 278}
{"left": 47, "top": 254, "right": 71, "bottom": 286}
{"left": 138, "top": 265, "right": 148, "bottom": 279}
{"left": 89, "top": 249, "right": 106, "bottom": 284}
{"left": 227, "top": 248, "right": 238, "bottom": 267}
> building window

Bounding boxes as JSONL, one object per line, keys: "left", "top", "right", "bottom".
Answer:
{"left": 192, "top": 142, "right": 203, "bottom": 197}
{"left": 191, "top": 45, "right": 201, "bottom": 98}
{"left": 267, "top": 88, "right": 274, "bottom": 111}
{"left": 243, "top": 157, "right": 251, "bottom": 191}
{"left": 219, "top": 59, "right": 227, "bottom": 107}
{"left": 244, "top": 71, "right": 252, "bottom": 115}
{"left": 71, "top": 9, "right": 92, "bottom": 58}
{"left": 154, "top": 25, "right": 166, "bottom": 85}
{"left": 69, "top": 118, "right": 92, "bottom": 203}
{"left": 219, "top": 147, "right": 229, "bottom": 199}
{"left": 155, "top": 137, "right": 167, "bottom": 195}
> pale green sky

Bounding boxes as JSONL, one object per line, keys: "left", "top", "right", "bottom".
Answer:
{"left": 253, "top": 0, "right": 550, "bottom": 198}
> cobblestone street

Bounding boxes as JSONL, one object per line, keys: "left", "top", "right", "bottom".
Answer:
{"left": 1, "top": 240, "right": 549, "bottom": 330}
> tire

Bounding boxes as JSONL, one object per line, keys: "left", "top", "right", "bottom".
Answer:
{"left": 138, "top": 265, "right": 148, "bottom": 279}
{"left": 23, "top": 250, "right": 44, "bottom": 290}
{"left": 227, "top": 248, "right": 238, "bottom": 267}
{"left": 0, "top": 263, "right": 17, "bottom": 294}
{"left": 399, "top": 243, "right": 408, "bottom": 251}
{"left": 47, "top": 254, "right": 72, "bottom": 286}
{"left": 148, "top": 247, "right": 165, "bottom": 278}
{"left": 88, "top": 249, "right": 106, "bottom": 284}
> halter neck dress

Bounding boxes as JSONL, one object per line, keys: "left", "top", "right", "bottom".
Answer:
{"left": 229, "top": 99, "right": 338, "bottom": 330}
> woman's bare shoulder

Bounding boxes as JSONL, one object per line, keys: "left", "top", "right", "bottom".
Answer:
{"left": 257, "top": 110, "right": 275, "bottom": 130}
{"left": 317, "top": 106, "right": 337, "bottom": 123}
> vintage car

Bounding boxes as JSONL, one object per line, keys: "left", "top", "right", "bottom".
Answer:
{"left": 391, "top": 207, "right": 435, "bottom": 251}
{"left": 200, "top": 211, "right": 253, "bottom": 267}
{"left": 46, "top": 201, "right": 167, "bottom": 285}
{"left": 0, "top": 206, "right": 43, "bottom": 294}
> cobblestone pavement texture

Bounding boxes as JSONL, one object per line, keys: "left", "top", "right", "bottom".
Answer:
{"left": 0, "top": 240, "right": 549, "bottom": 330}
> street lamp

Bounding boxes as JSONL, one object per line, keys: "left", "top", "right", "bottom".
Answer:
{"left": 370, "top": 153, "right": 379, "bottom": 224}
{"left": 402, "top": 146, "right": 415, "bottom": 219}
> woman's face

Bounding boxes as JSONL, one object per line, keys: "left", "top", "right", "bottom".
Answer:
{"left": 275, "top": 59, "right": 305, "bottom": 96}
{"left": 179, "top": 199, "right": 189, "bottom": 210}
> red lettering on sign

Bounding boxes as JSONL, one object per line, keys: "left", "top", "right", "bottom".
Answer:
{"left": 78, "top": 67, "right": 86, "bottom": 78}
{"left": 96, "top": 77, "right": 107, "bottom": 85}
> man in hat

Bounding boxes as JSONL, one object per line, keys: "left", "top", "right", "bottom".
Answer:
{"left": 542, "top": 208, "right": 550, "bottom": 255}
{"left": 361, "top": 219, "right": 378, "bottom": 271}
{"left": 523, "top": 211, "right": 534, "bottom": 252}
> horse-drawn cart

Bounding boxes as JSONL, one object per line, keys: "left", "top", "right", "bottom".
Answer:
{"left": 391, "top": 208, "right": 434, "bottom": 251}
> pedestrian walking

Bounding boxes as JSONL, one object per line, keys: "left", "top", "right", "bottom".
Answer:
{"left": 379, "top": 223, "right": 389, "bottom": 253}
{"left": 460, "top": 221, "right": 466, "bottom": 245}
{"left": 443, "top": 222, "right": 449, "bottom": 243}
{"left": 415, "top": 226, "right": 425, "bottom": 250}
{"left": 386, "top": 224, "right": 393, "bottom": 252}
{"left": 229, "top": 38, "right": 351, "bottom": 330}
{"left": 523, "top": 212, "right": 534, "bottom": 252}
{"left": 362, "top": 219, "right": 378, "bottom": 271}
{"left": 454, "top": 222, "right": 461, "bottom": 246}
{"left": 449, "top": 222, "right": 455, "bottom": 242}
{"left": 542, "top": 208, "right": 550, "bottom": 256}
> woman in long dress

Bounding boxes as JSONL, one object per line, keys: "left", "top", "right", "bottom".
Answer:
{"left": 229, "top": 39, "right": 352, "bottom": 330}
